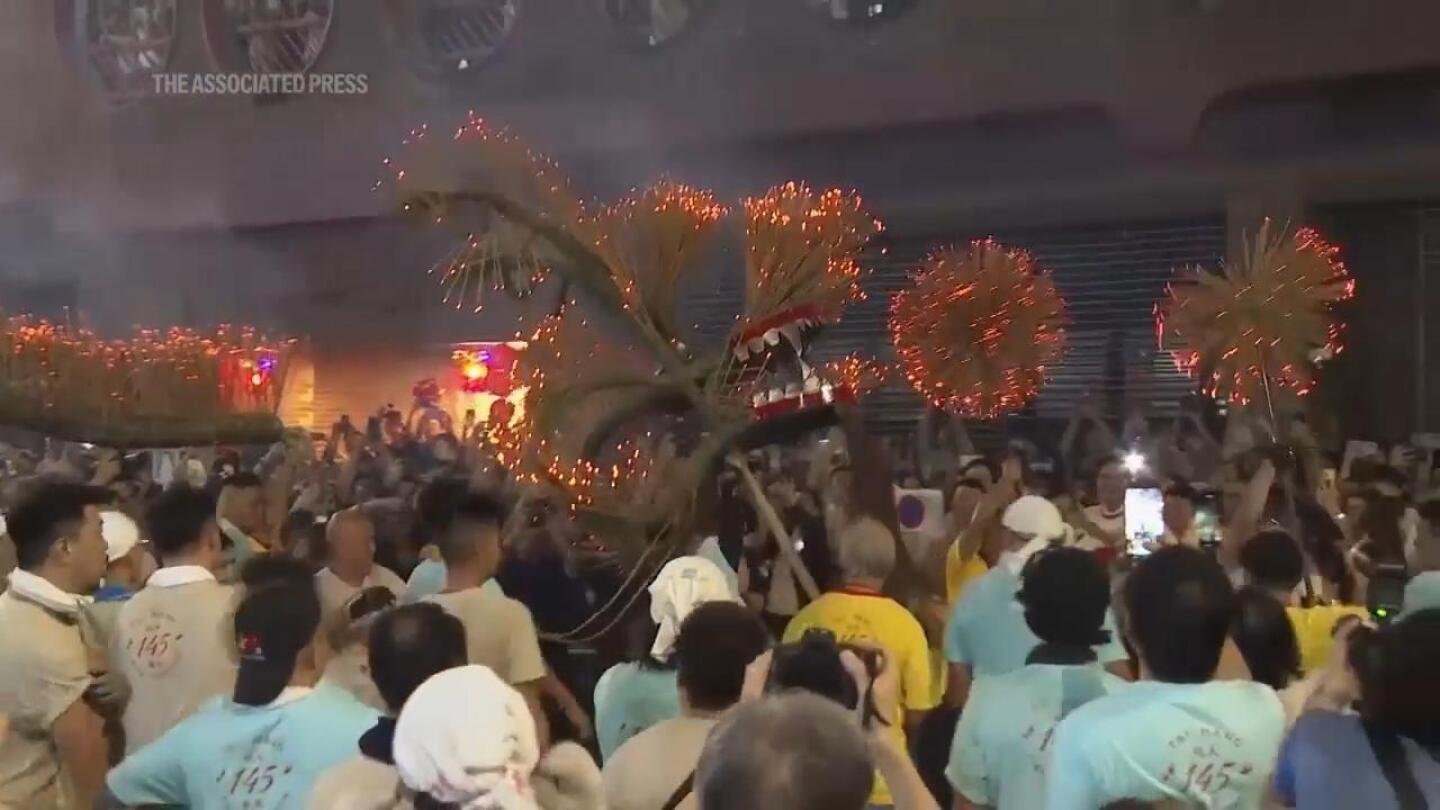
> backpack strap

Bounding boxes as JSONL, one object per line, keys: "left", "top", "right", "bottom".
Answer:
{"left": 1361, "top": 721, "right": 1430, "bottom": 810}
{"left": 661, "top": 771, "right": 697, "bottom": 810}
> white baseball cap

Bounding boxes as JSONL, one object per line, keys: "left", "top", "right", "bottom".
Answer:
{"left": 101, "top": 511, "right": 141, "bottom": 563}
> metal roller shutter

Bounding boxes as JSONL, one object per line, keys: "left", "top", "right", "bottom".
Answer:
{"left": 679, "top": 216, "right": 1226, "bottom": 441}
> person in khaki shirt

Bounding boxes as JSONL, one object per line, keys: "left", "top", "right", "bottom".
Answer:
{"left": 112, "top": 485, "right": 239, "bottom": 753}
{"left": 421, "top": 493, "right": 550, "bottom": 746}
{"left": 0, "top": 483, "right": 114, "bottom": 810}
{"left": 313, "top": 509, "right": 407, "bottom": 618}
{"left": 318, "top": 586, "right": 400, "bottom": 712}
{"left": 309, "top": 602, "right": 468, "bottom": 809}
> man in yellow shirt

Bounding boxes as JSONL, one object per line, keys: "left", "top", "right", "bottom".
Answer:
{"left": 1238, "top": 529, "right": 1365, "bottom": 673}
{"left": 944, "top": 480, "right": 990, "bottom": 606}
{"left": 784, "top": 518, "right": 937, "bottom": 808}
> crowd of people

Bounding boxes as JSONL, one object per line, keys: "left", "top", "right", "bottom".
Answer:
{"left": 0, "top": 395, "right": 1437, "bottom": 809}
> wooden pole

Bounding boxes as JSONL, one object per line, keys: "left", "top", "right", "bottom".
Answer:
{"left": 730, "top": 455, "right": 821, "bottom": 602}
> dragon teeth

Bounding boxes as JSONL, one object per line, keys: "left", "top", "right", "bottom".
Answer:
{"left": 779, "top": 324, "right": 803, "bottom": 352}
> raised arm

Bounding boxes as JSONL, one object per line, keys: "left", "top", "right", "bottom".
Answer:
{"left": 1221, "top": 458, "right": 1276, "bottom": 568}
{"left": 955, "top": 456, "right": 1022, "bottom": 563}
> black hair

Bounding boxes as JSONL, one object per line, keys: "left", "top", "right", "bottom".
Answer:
{"left": 1356, "top": 494, "right": 1409, "bottom": 569}
{"left": 1238, "top": 529, "right": 1304, "bottom": 593}
{"left": 1350, "top": 609, "right": 1440, "bottom": 747}
{"left": 239, "top": 553, "right": 315, "bottom": 593}
{"left": 368, "top": 603, "right": 468, "bottom": 714}
{"left": 1229, "top": 587, "right": 1301, "bottom": 690}
{"left": 1418, "top": 498, "right": 1440, "bottom": 527}
{"left": 674, "top": 601, "right": 770, "bottom": 713}
{"left": 436, "top": 492, "right": 506, "bottom": 566}
{"left": 1018, "top": 548, "right": 1112, "bottom": 653}
{"left": 7, "top": 482, "right": 112, "bottom": 570}
{"left": 233, "top": 581, "right": 322, "bottom": 706}
{"left": 766, "top": 629, "right": 859, "bottom": 711}
{"left": 1370, "top": 465, "right": 1410, "bottom": 492}
{"left": 409, "top": 477, "right": 471, "bottom": 552}
{"left": 954, "top": 479, "right": 986, "bottom": 495}
{"left": 597, "top": 589, "right": 672, "bottom": 672}
{"left": 146, "top": 485, "right": 218, "bottom": 559}
{"left": 279, "top": 509, "right": 326, "bottom": 569}
{"left": 223, "top": 471, "right": 264, "bottom": 491}
{"left": 1094, "top": 456, "right": 1125, "bottom": 477}
{"left": 1123, "top": 546, "right": 1235, "bottom": 683}
{"left": 348, "top": 586, "right": 398, "bottom": 622}
{"left": 961, "top": 458, "right": 992, "bottom": 478}
{"left": 1163, "top": 482, "right": 1200, "bottom": 506}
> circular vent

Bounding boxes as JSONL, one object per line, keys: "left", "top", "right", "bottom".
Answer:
{"left": 64, "top": 0, "right": 178, "bottom": 99}
{"left": 597, "top": 0, "right": 706, "bottom": 48}
{"left": 205, "top": 0, "right": 335, "bottom": 74}
{"left": 803, "top": 0, "right": 917, "bottom": 24}
{"left": 387, "top": 0, "right": 519, "bottom": 78}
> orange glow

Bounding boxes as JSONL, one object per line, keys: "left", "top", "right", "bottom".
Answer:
{"left": 464, "top": 362, "right": 487, "bottom": 381}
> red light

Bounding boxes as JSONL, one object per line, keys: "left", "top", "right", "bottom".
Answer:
{"left": 464, "top": 362, "right": 487, "bottom": 381}
{"left": 250, "top": 373, "right": 263, "bottom": 386}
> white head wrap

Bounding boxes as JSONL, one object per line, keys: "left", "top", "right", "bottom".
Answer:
{"left": 999, "top": 495, "right": 1071, "bottom": 572}
{"left": 394, "top": 665, "right": 541, "bottom": 810}
{"left": 648, "top": 554, "right": 740, "bottom": 659}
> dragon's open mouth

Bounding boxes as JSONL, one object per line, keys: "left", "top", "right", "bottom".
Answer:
{"left": 731, "top": 305, "right": 855, "bottom": 419}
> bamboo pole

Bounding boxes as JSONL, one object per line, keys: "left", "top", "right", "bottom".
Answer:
{"left": 730, "top": 454, "right": 820, "bottom": 602}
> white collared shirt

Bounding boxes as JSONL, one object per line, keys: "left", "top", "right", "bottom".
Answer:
{"left": 5, "top": 569, "right": 91, "bottom": 615}
{"left": 315, "top": 565, "right": 406, "bottom": 617}
{"left": 146, "top": 565, "right": 217, "bottom": 589}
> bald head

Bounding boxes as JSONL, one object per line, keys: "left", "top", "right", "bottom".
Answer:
{"left": 696, "top": 693, "right": 872, "bottom": 810}
{"left": 325, "top": 508, "right": 375, "bottom": 578}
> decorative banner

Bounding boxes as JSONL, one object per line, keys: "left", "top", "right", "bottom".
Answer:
{"left": 1156, "top": 219, "right": 1354, "bottom": 407}
{"left": 890, "top": 239, "right": 1066, "bottom": 419}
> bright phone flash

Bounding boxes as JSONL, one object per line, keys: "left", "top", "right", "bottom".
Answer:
{"left": 1122, "top": 451, "right": 1147, "bottom": 475}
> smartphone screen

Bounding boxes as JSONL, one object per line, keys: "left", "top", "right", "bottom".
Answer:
{"left": 1193, "top": 495, "right": 1222, "bottom": 548}
{"left": 1125, "top": 487, "right": 1165, "bottom": 557}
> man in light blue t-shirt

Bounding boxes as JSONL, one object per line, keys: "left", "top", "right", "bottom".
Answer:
{"left": 594, "top": 661, "right": 681, "bottom": 762}
{"left": 943, "top": 497, "right": 1129, "bottom": 706}
{"left": 404, "top": 553, "right": 504, "bottom": 603}
{"left": 104, "top": 579, "right": 379, "bottom": 809}
{"left": 1045, "top": 547, "right": 1285, "bottom": 810}
{"left": 947, "top": 548, "right": 1128, "bottom": 810}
